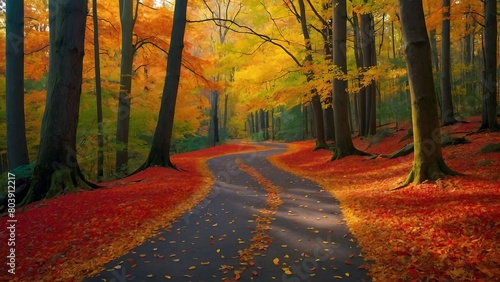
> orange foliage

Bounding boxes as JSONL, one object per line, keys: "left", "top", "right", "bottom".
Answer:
{"left": 0, "top": 144, "right": 262, "bottom": 282}
{"left": 270, "top": 116, "right": 500, "bottom": 281}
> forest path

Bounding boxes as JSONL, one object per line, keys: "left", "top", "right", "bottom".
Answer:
{"left": 84, "top": 143, "right": 371, "bottom": 282}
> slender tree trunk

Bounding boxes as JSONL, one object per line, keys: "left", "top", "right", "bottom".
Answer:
{"left": 397, "top": 0, "right": 456, "bottom": 187}
{"left": 353, "top": 13, "right": 366, "bottom": 136}
{"left": 92, "top": 0, "right": 104, "bottom": 181}
{"left": 140, "top": 0, "right": 188, "bottom": 169}
{"left": 480, "top": 0, "right": 499, "bottom": 130}
{"left": 6, "top": 0, "right": 29, "bottom": 169}
{"left": 440, "top": 0, "right": 457, "bottom": 125}
{"left": 298, "top": 0, "right": 327, "bottom": 150}
{"left": 223, "top": 93, "right": 228, "bottom": 134}
{"left": 331, "top": 0, "right": 364, "bottom": 160}
{"left": 208, "top": 90, "right": 219, "bottom": 147}
{"left": 303, "top": 103, "right": 309, "bottom": 139}
{"left": 115, "top": 0, "right": 135, "bottom": 174}
{"left": 23, "top": 0, "right": 93, "bottom": 205}
{"left": 359, "top": 12, "right": 377, "bottom": 136}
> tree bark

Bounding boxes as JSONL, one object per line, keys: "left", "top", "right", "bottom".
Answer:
{"left": 92, "top": 0, "right": 104, "bottom": 181}
{"left": 208, "top": 90, "right": 219, "bottom": 147}
{"left": 479, "top": 0, "right": 499, "bottom": 130}
{"left": 23, "top": 0, "right": 93, "bottom": 205}
{"left": 331, "top": 0, "right": 364, "bottom": 160}
{"left": 115, "top": 0, "right": 135, "bottom": 174}
{"left": 397, "top": 0, "right": 456, "bottom": 187}
{"left": 6, "top": 0, "right": 29, "bottom": 170}
{"left": 359, "top": 12, "right": 377, "bottom": 136}
{"left": 298, "top": 0, "right": 327, "bottom": 150}
{"left": 140, "top": 0, "right": 188, "bottom": 169}
{"left": 440, "top": 0, "right": 457, "bottom": 126}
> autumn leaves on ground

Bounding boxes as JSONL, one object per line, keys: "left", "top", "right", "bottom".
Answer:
{"left": 1, "top": 117, "right": 499, "bottom": 282}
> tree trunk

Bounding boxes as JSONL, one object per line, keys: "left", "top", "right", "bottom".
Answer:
{"left": 298, "top": 0, "right": 327, "bottom": 150}
{"left": 331, "top": 0, "right": 364, "bottom": 160}
{"left": 359, "top": 12, "right": 377, "bottom": 136}
{"left": 115, "top": 0, "right": 135, "bottom": 174}
{"left": 208, "top": 90, "right": 219, "bottom": 147}
{"left": 440, "top": 0, "right": 457, "bottom": 126}
{"left": 6, "top": 0, "right": 29, "bottom": 170}
{"left": 92, "top": 0, "right": 104, "bottom": 181}
{"left": 397, "top": 0, "right": 456, "bottom": 186}
{"left": 22, "top": 0, "right": 93, "bottom": 205}
{"left": 303, "top": 103, "right": 309, "bottom": 139}
{"left": 479, "top": 0, "right": 499, "bottom": 130}
{"left": 353, "top": 13, "right": 366, "bottom": 136}
{"left": 140, "top": 0, "right": 188, "bottom": 169}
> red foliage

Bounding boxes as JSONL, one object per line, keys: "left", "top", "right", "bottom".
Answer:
{"left": 0, "top": 143, "right": 261, "bottom": 282}
{"left": 271, "top": 117, "right": 500, "bottom": 281}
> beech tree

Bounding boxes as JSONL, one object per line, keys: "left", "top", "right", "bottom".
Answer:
{"left": 331, "top": 0, "right": 365, "bottom": 160}
{"left": 440, "top": 0, "right": 457, "bottom": 125}
{"left": 5, "top": 0, "right": 29, "bottom": 169}
{"left": 21, "top": 0, "right": 94, "bottom": 205}
{"left": 139, "top": 0, "right": 188, "bottom": 169}
{"left": 479, "top": 0, "right": 499, "bottom": 131}
{"left": 397, "top": 0, "right": 456, "bottom": 186}
{"left": 92, "top": 0, "right": 104, "bottom": 181}
{"left": 115, "top": 0, "right": 137, "bottom": 174}
{"left": 297, "top": 0, "right": 327, "bottom": 150}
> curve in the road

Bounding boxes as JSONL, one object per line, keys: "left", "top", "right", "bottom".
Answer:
{"left": 84, "top": 143, "right": 371, "bottom": 282}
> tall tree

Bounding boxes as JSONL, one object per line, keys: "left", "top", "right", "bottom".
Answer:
{"left": 397, "top": 0, "right": 456, "bottom": 186}
{"left": 115, "top": 0, "right": 137, "bottom": 174}
{"left": 440, "top": 0, "right": 457, "bottom": 125}
{"left": 139, "top": 0, "right": 188, "bottom": 169}
{"left": 5, "top": 0, "right": 29, "bottom": 169}
{"left": 22, "top": 0, "right": 94, "bottom": 205}
{"left": 360, "top": 12, "right": 377, "bottom": 136}
{"left": 479, "top": 0, "right": 499, "bottom": 130}
{"left": 297, "top": 0, "right": 327, "bottom": 150}
{"left": 331, "top": 0, "right": 365, "bottom": 160}
{"left": 92, "top": 0, "right": 104, "bottom": 181}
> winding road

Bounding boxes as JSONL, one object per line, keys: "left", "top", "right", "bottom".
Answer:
{"left": 84, "top": 143, "right": 371, "bottom": 282}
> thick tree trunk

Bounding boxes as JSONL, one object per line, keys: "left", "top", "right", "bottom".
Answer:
{"left": 331, "top": 0, "right": 365, "bottom": 160}
{"left": 440, "top": 0, "right": 457, "bottom": 126}
{"left": 140, "top": 0, "right": 188, "bottom": 169}
{"left": 397, "top": 0, "right": 456, "bottom": 187}
{"left": 92, "top": 0, "right": 104, "bottom": 181}
{"left": 115, "top": 0, "right": 135, "bottom": 174}
{"left": 6, "top": 0, "right": 29, "bottom": 170}
{"left": 479, "top": 0, "right": 499, "bottom": 130}
{"left": 23, "top": 0, "right": 93, "bottom": 205}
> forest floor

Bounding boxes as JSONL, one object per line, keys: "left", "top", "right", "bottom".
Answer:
{"left": 270, "top": 115, "right": 500, "bottom": 281}
{"left": 0, "top": 116, "right": 498, "bottom": 281}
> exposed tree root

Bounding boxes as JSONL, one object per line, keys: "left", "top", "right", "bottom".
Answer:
{"left": 131, "top": 155, "right": 182, "bottom": 176}
{"left": 399, "top": 127, "right": 413, "bottom": 142}
{"left": 390, "top": 158, "right": 459, "bottom": 191}
{"left": 368, "top": 136, "right": 469, "bottom": 160}
{"left": 331, "top": 147, "right": 372, "bottom": 161}
{"left": 18, "top": 165, "right": 97, "bottom": 208}
{"left": 313, "top": 140, "right": 329, "bottom": 151}
{"left": 478, "top": 143, "right": 500, "bottom": 154}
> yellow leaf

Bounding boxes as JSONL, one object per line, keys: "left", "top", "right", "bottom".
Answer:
{"left": 189, "top": 266, "right": 196, "bottom": 270}
{"left": 282, "top": 267, "right": 293, "bottom": 275}
{"left": 273, "top": 258, "right": 280, "bottom": 266}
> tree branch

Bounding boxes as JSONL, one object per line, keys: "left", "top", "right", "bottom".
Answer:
{"left": 187, "top": 17, "right": 303, "bottom": 67}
